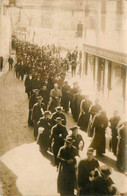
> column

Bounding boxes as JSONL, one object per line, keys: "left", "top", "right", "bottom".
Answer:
{"left": 107, "top": 61, "right": 112, "bottom": 96}
{"left": 104, "top": 59, "right": 109, "bottom": 96}
{"left": 94, "top": 56, "right": 99, "bottom": 90}
{"left": 85, "top": 52, "right": 88, "bottom": 75}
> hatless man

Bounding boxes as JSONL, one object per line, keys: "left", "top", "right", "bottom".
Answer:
{"left": 78, "top": 148, "right": 99, "bottom": 195}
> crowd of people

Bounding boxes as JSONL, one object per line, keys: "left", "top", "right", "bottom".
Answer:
{"left": 10, "top": 37, "right": 127, "bottom": 195}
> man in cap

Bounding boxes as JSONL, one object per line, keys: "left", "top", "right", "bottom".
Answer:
{"left": 32, "top": 96, "right": 45, "bottom": 139}
{"left": 90, "top": 165, "right": 118, "bottom": 195}
{"left": 39, "top": 84, "right": 50, "bottom": 111}
{"left": 37, "top": 111, "right": 52, "bottom": 155}
{"left": 57, "top": 136, "right": 79, "bottom": 196}
{"left": 50, "top": 117, "right": 68, "bottom": 166}
{"left": 78, "top": 148, "right": 99, "bottom": 195}
{"left": 51, "top": 106, "right": 66, "bottom": 127}
{"left": 68, "top": 126, "right": 84, "bottom": 151}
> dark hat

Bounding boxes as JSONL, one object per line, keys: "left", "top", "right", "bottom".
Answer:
{"left": 44, "top": 111, "right": 51, "bottom": 115}
{"left": 87, "top": 148, "right": 94, "bottom": 154}
{"left": 64, "top": 136, "right": 73, "bottom": 143}
{"left": 70, "top": 126, "right": 79, "bottom": 131}
{"left": 55, "top": 117, "right": 64, "bottom": 122}
{"left": 100, "top": 165, "right": 111, "bottom": 176}
{"left": 56, "top": 106, "right": 63, "bottom": 111}
{"left": 37, "top": 96, "right": 43, "bottom": 100}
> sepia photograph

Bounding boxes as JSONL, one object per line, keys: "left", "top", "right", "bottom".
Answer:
{"left": 0, "top": 0, "right": 127, "bottom": 195}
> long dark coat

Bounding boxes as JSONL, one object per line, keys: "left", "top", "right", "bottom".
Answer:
{"left": 109, "top": 116, "right": 120, "bottom": 155}
{"left": 57, "top": 145, "right": 78, "bottom": 195}
{"left": 68, "top": 133, "right": 84, "bottom": 150}
{"left": 78, "top": 99, "right": 92, "bottom": 131}
{"left": 37, "top": 117, "right": 52, "bottom": 152}
{"left": 50, "top": 124, "right": 68, "bottom": 165}
{"left": 78, "top": 158, "right": 99, "bottom": 195}
{"left": 117, "top": 125, "right": 127, "bottom": 172}
{"left": 90, "top": 113, "right": 108, "bottom": 155}
{"left": 25, "top": 76, "right": 33, "bottom": 95}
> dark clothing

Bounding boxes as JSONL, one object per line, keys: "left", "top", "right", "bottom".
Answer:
{"left": 90, "top": 113, "right": 108, "bottom": 155}
{"left": 68, "top": 133, "right": 84, "bottom": 150}
{"left": 61, "top": 84, "right": 71, "bottom": 112}
{"left": 8, "top": 57, "right": 13, "bottom": 70}
{"left": 78, "top": 158, "right": 99, "bottom": 195}
{"left": 37, "top": 117, "right": 52, "bottom": 154}
{"left": 39, "top": 89, "right": 49, "bottom": 111}
{"left": 78, "top": 99, "right": 92, "bottom": 131}
{"left": 25, "top": 76, "right": 33, "bottom": 98}
{"left": 109, "top": 116, "right": 120, "bottom": 155}
{"left": 51, "top": 112, "right": 66, "bottom": 127}
{"left": 32, "top": 103, "right": 44, "bottom": 137}
{"left": 50, "top": 124, "right": 68, "bottom": 166}
{"left": 90, "top": 176, "right": 114, "bottom": 195}
{"left": 72, "top": 93, "right": 83, "bottom": 122}
{"left": 57, "top": 145, "right": 78, "bottom": 196}
{"left": 117, "top": 125, "right": 127, "bottom": 172}
{"left": 87, "top": 104, "right": 102, "bottom": 137}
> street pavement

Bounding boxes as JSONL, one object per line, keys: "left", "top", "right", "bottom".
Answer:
{"left": 0, "top": 70, "right": 127, "bottom": 196}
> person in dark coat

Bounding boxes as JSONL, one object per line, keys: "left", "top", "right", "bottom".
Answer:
{"left": 87, "top": 99, "right": 102, "bottom": 137}
{"left": 39, "top": 84, "right": 49, "bottom": 111}
{"left": 8, "top": 56, "right": 14, "bottom": 70}
{"left": 109, "top": 110, "right": 121, "bottom": 155}
{"left": 32, "top": 96, "right": 44, "bottom": 139}
{"left": 50, "top": 117, "right": 68, "bottom": 166}
{"left": 71, "top": 59, "right": 77, "bottom": 77}
{"left": 90, "top": 110, "right": 108, "bottom": 156}
{"left": 37, "top": 111, "right": 52, "bottom": 155}
{"left": 51, "top": 106, "right": 66, "bottom": 127}
{"left": 70, "top": 82, "right": 79, "bottom": 115}
{"left": 90, "top": 165, "right": 118, "bottom": 195}
{"left": 61, "top": 81, "right": 71, "bottom": 113}
{"left": 78, "top": 95, "right": 92, "bottom": 131}
{"left": 78, "top": 148, "right": 99, "bottom": 195}
{"left": 68, "top": 126, "right": 84, "bottom": 151}
{"left": 72, "top": 89, "right": 82, "bottom": 122}
{"left": 116, "top": 122, "right": 127, "bottom": 172}
{"left": 24, "top": 73, "right": 33, "bottom": 98}
{"left": 57, "top": 137, "right": 79, "bottom": 196}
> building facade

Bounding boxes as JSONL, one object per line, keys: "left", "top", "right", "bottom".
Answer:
{"left": 82, "top": 0, "right": 127, "bottom": 118}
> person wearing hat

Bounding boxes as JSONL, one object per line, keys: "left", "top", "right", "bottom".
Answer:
{"left": 24, "top": 73, "right": 33, "bottom": 98}
{"left": 50, "top": 117, "right": 68, "bottom": 166}
{"left": 68, "top": 126, "right": 84, "bottom": 151}
{"left": 39, "top": 84, "right": 50, "bottom": 111}
{"left": 78, "top": 148, "right": 99, "bottom": 195}
{"left": 90, "top": 165, "right": 118, "bottom": 195}
{"left": 37, "top": 111, "right": 52, "bottom": 155}
{"left": 57, "top": 136, "right": 79, "bottom": 196}
{"left": 32, "top": 96, "right": 45, "bottom": 139}
{"left": 51, "top": 106, "right": 66, "bottom": 127}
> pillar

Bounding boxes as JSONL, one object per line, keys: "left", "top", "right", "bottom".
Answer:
{"left": 104, "top": 59, "right": 109, "bottom": 96}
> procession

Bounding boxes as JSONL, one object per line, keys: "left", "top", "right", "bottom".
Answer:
{"left": 0, "top": 0, "right": 127, "bottom": 196}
